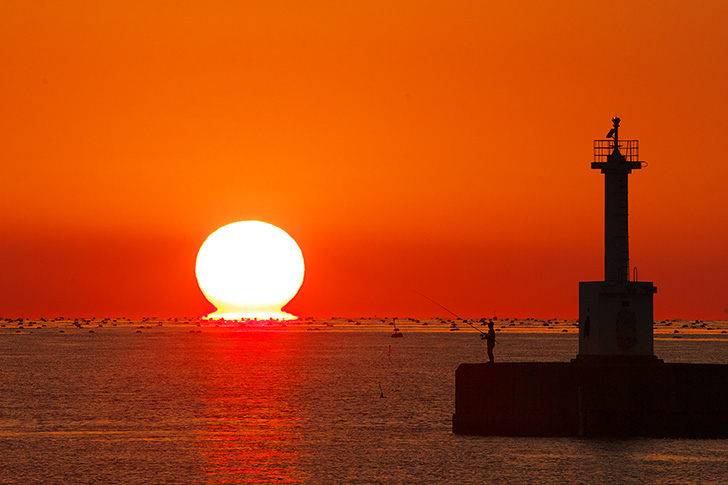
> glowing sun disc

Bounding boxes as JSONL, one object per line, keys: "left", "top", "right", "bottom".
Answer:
{"left": 195, "top": 221, "right": 305, "bottom": 320}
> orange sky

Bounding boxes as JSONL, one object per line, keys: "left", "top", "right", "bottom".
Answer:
{"left": 1, "top": 1, "right": 726, "bottom": 319}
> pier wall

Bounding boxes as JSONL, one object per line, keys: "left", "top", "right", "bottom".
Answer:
{"left": 453, "top": 362, "right": 728, "bottom": 438}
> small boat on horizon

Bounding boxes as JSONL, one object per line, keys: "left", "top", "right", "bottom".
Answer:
{"left": 391, "top": 318, "right": 403, "bottom": 338}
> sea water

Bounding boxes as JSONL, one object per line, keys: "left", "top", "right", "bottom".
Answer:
{"left": 1, "top": 322, "right": 727, "bottom": 484}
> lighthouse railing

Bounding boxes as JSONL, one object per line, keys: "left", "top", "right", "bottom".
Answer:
{"left": 593, "top": 139, "right": 639, "bottom": 163}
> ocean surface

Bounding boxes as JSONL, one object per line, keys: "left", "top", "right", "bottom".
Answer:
{"left": 1, "top": 318, "right": 727, "bottom": 484}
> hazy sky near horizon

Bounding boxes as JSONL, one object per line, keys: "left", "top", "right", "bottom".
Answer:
{"left": 1, "top": 1, "right": 726, "bottom": 319}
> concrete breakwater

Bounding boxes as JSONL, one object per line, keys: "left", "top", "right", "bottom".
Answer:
{"left": 453, "top": 361, "right": 728, "bottom": 438}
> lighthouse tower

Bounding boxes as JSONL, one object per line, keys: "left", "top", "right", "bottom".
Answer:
{"left": 577, "top": 118, "right": 658, "bottom": 361}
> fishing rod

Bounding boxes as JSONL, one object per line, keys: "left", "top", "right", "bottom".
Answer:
{"left": 413, "top": 290, "right": 486, "bottom": 335}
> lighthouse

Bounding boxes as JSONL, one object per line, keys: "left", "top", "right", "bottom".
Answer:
{"left": 453, "top": 118, "right": 728, "bottom": 438}
{"left": 576, "top": 118, "right": 658, "bottom": 360}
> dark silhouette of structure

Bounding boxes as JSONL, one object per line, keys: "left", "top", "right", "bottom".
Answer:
{"left": 453, "top": 119, "right": 728, "bottom": 437}
{"left": 576, "top": 117, "right": 658, "bottom": 362}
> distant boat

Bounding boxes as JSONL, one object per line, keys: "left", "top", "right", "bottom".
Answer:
{"left": 391, "top": 318, "right": 403, "bottom": 338}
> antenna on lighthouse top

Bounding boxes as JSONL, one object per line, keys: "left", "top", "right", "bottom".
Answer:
{"left": 606, "top": 117, "right": 620, "bottom": 151}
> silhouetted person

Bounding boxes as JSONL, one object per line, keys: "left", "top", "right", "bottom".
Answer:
{"left": 485, "top": 320, "right": 496, "bottom": 363}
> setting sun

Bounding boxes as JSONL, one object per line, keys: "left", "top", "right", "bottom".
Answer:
{"left": 195, "top": 221, "right": 305, "bottom": 320}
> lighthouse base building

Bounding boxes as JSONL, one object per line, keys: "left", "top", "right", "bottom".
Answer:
{"left": 576, "top": 280, "right": 658, "bottom": 361}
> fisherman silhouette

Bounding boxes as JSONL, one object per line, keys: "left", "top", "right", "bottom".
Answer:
{"left": 485, "top": 320, "right": 496, "bottom": 363}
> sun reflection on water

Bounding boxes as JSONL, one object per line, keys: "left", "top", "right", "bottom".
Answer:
{"left": 197, "top": 332, "right": 303, "bottom": 482}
